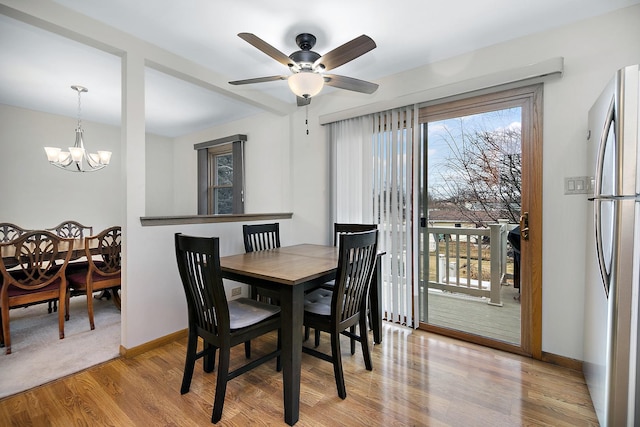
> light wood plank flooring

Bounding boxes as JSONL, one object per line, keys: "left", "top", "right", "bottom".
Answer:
{"left": 0, "top": 324, "right": 598, "bottom": 426}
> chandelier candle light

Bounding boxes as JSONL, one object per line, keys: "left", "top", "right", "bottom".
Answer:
{"left": 44, "top": 85, "right": 112, "bottom": 172}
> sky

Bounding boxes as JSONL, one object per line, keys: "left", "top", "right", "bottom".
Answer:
{"left": 426, "top": 107, "right": 522, "bottom": 195}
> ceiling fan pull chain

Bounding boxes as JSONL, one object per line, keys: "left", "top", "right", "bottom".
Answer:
{"left": 306, "top": 104, "right": 309, "bottom": 135}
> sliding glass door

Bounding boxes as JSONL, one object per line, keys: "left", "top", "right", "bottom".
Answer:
{"left": 417, "top": 85, "right": 542, "bottom": 356}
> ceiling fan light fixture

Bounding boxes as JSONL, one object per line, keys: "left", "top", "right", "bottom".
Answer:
{"left": 288, "top": 72, "right": 324, "bottom": 98}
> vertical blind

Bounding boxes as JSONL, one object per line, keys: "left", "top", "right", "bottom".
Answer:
{"left": 330, "top": 106, "right": 419, "bottom": 328}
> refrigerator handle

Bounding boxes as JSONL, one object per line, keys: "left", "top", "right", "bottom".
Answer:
{"left": 520, "top": 212, "right": 529, "bottom": 241}
{"left": 593, "top": 200, "right": 611, "bottom": 298}
{"left": 592, "top": 97, "right": 616, "bottom": 299}
{"left": 594, "top": 97, "right": 616, "bottom": 197}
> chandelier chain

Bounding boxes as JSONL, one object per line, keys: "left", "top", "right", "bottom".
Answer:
{"left": 77, "top": 88, "right": 82, "bottom": 128}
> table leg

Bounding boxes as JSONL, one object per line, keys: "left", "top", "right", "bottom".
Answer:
{"left": 370, "top": 255, "right": 383, "bottom": 344}
{"left": 279, "top": 284, "right": 303, "bottom": 426}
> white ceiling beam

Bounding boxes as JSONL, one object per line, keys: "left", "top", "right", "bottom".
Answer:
{"left": 0, "top": 0, "right": 292, "bottom": 117}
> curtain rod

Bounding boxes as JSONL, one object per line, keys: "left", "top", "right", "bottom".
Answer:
{"left": 319, "top": 57, "right": 563, "bottom": 125}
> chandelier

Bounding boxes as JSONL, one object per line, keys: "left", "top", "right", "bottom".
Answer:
{"left": 44, "top": 85, "right": 112, "bottom": 172}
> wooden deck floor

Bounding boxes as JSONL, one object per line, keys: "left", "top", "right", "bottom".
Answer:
{"left": 424, "top": 283, "right": 521, "bottom": 344}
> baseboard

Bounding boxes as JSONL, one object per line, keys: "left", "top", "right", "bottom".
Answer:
{"left": 116, "top": 328, "right": 584, "bottom": 375}
{"left": 119, "top": 328, "right": 188, "bottom": 358}
{"left": 541, "top": 351, "right": 583, "bottom": 372}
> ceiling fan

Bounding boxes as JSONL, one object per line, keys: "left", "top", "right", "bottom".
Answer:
{"left": 229, "top": 32, "right": 379, "bottom": 106}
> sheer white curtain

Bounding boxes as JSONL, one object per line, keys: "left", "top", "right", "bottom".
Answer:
{"left": 329, "top": 106, "right": 419, "bottom": 328}
{"left": 330, "top": 116, "right": 374, "bottom": 224}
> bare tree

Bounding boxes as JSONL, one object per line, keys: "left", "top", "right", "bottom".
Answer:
{"left": 429, "top": 118, "right": 521, "bottom": 226}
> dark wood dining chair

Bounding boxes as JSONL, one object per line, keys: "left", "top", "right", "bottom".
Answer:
{"left": 307, "top": 223, "right": 379, "bottom": 346}
{"left": 242, "top": 223, "right": 281, "bottom": 304}
{"left": 47, "top": 220, "right": 93, "bottom": 240}
{"left": 46, "top": 220, "right": 94, "bottom": 313}
{"left": 242, "top": 223, "right": 281, "bottom": 253}
{"left": 241, "top": 223, "right": 281, "bottom": 357}
{"left": 66, "top": 226, "right": 122, "bottom": 330}
{"left": 0, "top": 223, "right": 30, "bottom": 243}
{"left": 175, "top": 233, "right": 281, "bottom": 424}
{"left": 0, "top": 230, "right": 74, "bottom": 354}
{"left": 333, "top": 223, "right": 379, "bottom": 246}
{"left": 0, "top": 223, "right": 31, "bottom": 346}
{"left": 302, "top": 229, "right": 378, "bottom": 399}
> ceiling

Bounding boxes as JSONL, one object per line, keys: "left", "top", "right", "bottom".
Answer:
{"left": 1, "top": 0, "right": 638, "bottom": 137}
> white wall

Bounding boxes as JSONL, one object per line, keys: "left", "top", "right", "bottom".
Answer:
{"left": 145, "top": 133, "right": 174, "bottom": 216}
{"left": 0, "top": 104, "right": 122, "bottom": 231}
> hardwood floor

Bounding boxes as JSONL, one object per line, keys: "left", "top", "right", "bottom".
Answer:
{"left": 0, "top": 324, "right": 598, "bottom": 426}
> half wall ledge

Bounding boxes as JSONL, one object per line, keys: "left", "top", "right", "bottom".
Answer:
{"left": 140, "top": 212, "right": 293, "bottom": 227}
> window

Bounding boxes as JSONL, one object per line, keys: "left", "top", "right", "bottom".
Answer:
{"left": 208, "top": 145, "right": 234, "bottom": 214}
{"left": 195, "top": 134, "right": 245, "bottom": 215}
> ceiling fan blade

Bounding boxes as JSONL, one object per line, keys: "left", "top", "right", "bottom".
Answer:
{"left": 323, "top": 74, "right": 379, "bottom": 94}
{"left": 238, "top": 33, "right": 300, "bottom": 70}
{"left": 297, "top": 96, "right": 311, "bottom": 107}
{"left": 313, "top": 35, "right": 376, "bottom": 71}
{"left": 229, "top": 75, "right": 288, "bottom": 85}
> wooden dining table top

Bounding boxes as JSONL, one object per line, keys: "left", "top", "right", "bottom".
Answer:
{"left": 219, "top": 244, "right": 339, "bottom": 285}
{"left": 0, "top": 236, "right": 98, "bottom": 269}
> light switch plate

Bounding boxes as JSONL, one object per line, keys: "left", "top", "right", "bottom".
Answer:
{"left": 565, "top": 176, "right": 593, "bottom": 195}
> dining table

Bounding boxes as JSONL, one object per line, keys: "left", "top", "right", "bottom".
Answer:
{"left": 219, "top": 243, "right": 383, "bottom": 426}
{"left": 0, "top": 235, "right": 99, "bottom": 268}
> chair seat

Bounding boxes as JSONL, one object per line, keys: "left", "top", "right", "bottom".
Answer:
{"left": 67, "top": 270, "right": 119, "bottom": 288}
{"left": 303, "top": 288, "right": 333, "bottom": 316}
{"left": 321, "top": 279, "right": 335, "bottom": 289}
{"left": 7, "top": 277, "right": 63, "bottom": 298}
{"left": 229, "top": 297, "right": 281, "bottom": 329}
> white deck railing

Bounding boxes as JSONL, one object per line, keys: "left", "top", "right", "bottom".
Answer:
{"left": 426, "top": 220, "right": 512, "bottom": 306}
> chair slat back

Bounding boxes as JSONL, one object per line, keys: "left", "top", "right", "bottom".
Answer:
{"left": 175, "top": 234, "right": 230, "bottom": 338}
{"left": 333, "top": 223, "right": 378, "bottom": 246}
{"left": 0, "top": 223, "right": 29, "bottom": 243}
{"left": 243, "top": 223, "right": 280, "bottom": 253}
{"left": 89, "top": 226, "right": 122, "bottom": 275}
{"left": 333, "top": 230, "right": 378, "bottom": 323}
{"left": 0, "top": 230, "right": 73, "bottom": 291}
{"left": 47, "top": 221, "right": 93, "bottom": 239}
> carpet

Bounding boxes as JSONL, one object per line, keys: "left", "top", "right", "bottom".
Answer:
{"left": 0, "top": 295, "right": 121, "bottom": 399}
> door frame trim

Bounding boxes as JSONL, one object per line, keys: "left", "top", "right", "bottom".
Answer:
{"left": 417, "top": 84, "right": 543, "bottom": 359}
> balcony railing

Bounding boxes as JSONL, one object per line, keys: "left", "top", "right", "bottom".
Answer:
{"left": 425, "top": 220, "right": 513, "bottom": 306}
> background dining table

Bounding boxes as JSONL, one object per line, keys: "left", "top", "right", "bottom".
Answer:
{"left": 0, "top": 235, "right": 99, "bottom": 268}
{"left": 219, "top": 243, "right": 383, "bottom": 426}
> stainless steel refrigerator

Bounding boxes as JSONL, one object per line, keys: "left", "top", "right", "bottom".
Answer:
{"left": 584, "top": 64, "right": 640, "bottom": 426}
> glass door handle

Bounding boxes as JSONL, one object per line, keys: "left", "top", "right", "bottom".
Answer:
{"left": 520, "top": 212, "right": 529, "bottom": 241}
